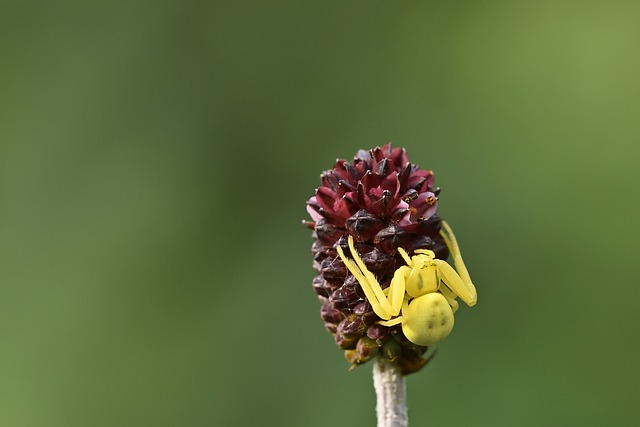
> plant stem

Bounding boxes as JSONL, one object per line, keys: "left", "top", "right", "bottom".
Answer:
{"left": 373, "top": 357, "right": 408, "bottom": 427}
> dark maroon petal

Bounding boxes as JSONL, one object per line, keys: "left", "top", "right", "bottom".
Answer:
{"left": 324, "top": 322, "right": 338, "bottom": 334}
{"left": 419, "top": 176, "right": 435, "bottom": 193}
{"left": 353, "top": 160, "right": 369, "bottom": 177}
{"left": 317, "top": 208, "right": 346, "bottom": 227}
{"left": 355, "top": 182, "right": 367, "bottom": 208}
{"left": 316, "top": 187, "right": 338, "bottom": 212}
{"left": 374, "top": 193, "right": 389, "bottom": 218}
{"left": 337, "top": 240, "right": 374, "bottom": 262}
{"left": 406, "top": 168, "right": 434, "bottom": 192}
{"left": 361, "top": 248, "right": 396, "bottom": 277}
{"left": 424, "top": 213, "right": 443, "bottom": 230}
{"left": 337, "top": 179, "right": 356, "bottom": 192}
{"left": 332, "top": 235, "right": 351, "bottom": 253}
{"left": 314, "top": 219, "right": 346, "bottom": 247}
{"left": 376, "top": 158, "right": 389, "bottom": 175}
{"left": 353, "top": 300, "right": 374, "bottom": 317}
{"left": 401, "top": 220, "right": 435, "bottom": 235}
{"left": 398, "top": 163, "right": 412, "bottom": 191}
{"left": 319, "top": 255, "right": 347, "bottom": 283}
{"left": 345, "top": 210, "right": 385, "bottom": 241}
{"left": 313, "top": 275, "right": 329, "bottom": 298}
{"left": 431, "top": 239, "right": 449, "bottom": 260}
{"left": 367, "top": 324, "right": 390, "bottom": 342}
{"left": 321, "top": 300, "right": 345, "bottom": 324}
{"left": 333, "top": 196, "right": 358, "bottom": 219}
{"left": 337, "top": 315, "right": 367, "bottom": 336}
{"left": 371, "top": 146, "right": 384, "bottom": 162}
{"left": 368, "top": 188, "right": 391, "bottom": 217}
{"left": 368, "top": 186, "right": 383, "bottom": 199}
{"left": 361, "top": 171, "right": 383, "bottom": 191}
{"left": 402, "top": 235, "right": 434, "bottom": 254}
{"left": 373, "top": 224, "right": 411, "bottom": 253}
{"left": 390, "top": 208, "right": 409, "bottom": 223}
{"left": 380, "top": 171, "right": 400, "bottom": 198}
{"left": 343, "top": 192, "right": 359, "bottom": 209}
{"left": 409, "top": 176, "right": 427, "bottom": 192}
{"left": 312, "top": 240, "right": 327, "bottom": 262}
{"left": 329, "top": 281, "right": 363, "bottom": 310}
{"left": 320, "top": 171, "right": 339, "bottom": 191}
{"left": 342, "top": 160, "right": 361, "bottom": 184}
{"left": 332, "top": 159, "right": 351, "bottom": 181}
{"left": 388, "top": 146, "right": 408, "bottom": 168}
{"left": 356, "top": 337, "right": 379, "bottom": 362}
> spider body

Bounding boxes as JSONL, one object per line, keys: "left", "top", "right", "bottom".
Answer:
{"left": 336, "top": 221, "right": 477, "bottom": 346}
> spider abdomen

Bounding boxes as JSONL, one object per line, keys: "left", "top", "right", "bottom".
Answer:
{"left": 402, "top": 293, "right": 455, "bottom": 346}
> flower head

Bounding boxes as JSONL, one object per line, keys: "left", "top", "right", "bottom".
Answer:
{"left": 304, "top": 144, "right": 460, "bottom": 374}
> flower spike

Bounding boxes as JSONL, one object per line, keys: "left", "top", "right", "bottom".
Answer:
{"left": 305, "top": 143, "right": 477, "bottom": 375}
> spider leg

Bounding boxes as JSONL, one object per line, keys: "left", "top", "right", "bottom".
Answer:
{"left": 438, "top": 285, "right": 460, "bottom": 312}
{"left": 337, "top": 245, "right": 391, "bottom": 319}
{"left": 387, "top": 266, "right": 411, "bottom": 316}
{"left": 345, "top": 236, "right": 397, "bottom": 315}
{"left": 435, "top": 259, "right": 477, "bottom": 306}
{"left": 378, "top": 316, "right": 403, "bottom": 327}
{"left": 440, "top": 221, "right": 477, "bottom": 300}
{"left": 397, "top": 247, "right": 413, "bottom": 267}
{"left": 378, "top": 295, "right": 410, "bottom": 327}
{"left": 336, "top": 236, "right": 397, "bottom": 319}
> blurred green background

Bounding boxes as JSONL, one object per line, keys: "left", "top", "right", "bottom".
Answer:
{"left": 1, "top": 1, "right": 639, "bottom": 426}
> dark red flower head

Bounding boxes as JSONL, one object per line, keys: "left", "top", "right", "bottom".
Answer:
{"left": 304, "top": 144, "right": 449, "bottom": 374}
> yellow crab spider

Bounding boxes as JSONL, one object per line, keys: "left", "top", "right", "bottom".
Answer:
{"left": 335, "top": 221, "right": 477, "bottom": 346}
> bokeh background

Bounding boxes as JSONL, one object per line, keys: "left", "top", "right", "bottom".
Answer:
{"left": 1, "top": 1, "right": 639, "bottom": 426}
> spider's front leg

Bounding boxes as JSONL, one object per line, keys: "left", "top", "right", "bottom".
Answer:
{"left": 439, "top": 221, "right": 477, "bottom": 306}
{"left": 336, "top": 236, "right": 401, "bottom": 320}
{"left": 385, "top": 265, "right": 412, "bottom": 316}
{"left": 437, "top": 284, "right": 460, "bottom": 313}
{"left": 435, "top": 260, "right": 477, "bottom": 307}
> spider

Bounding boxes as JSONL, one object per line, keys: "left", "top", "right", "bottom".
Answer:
{"left": 336, "top": 221, "right": 477, "bottom": 346}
